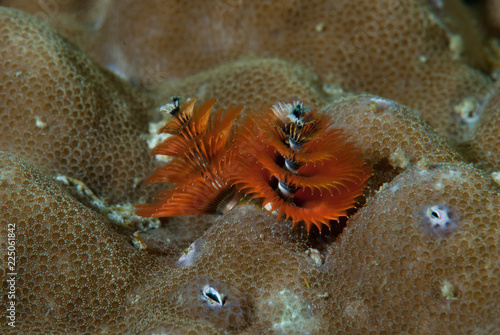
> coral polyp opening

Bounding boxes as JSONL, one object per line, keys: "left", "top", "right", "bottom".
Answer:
{"left": 202, "top": 285, "right": 226, "bottom": 307}
{"left": 419, "top": 204, "right": 460, "bottom": 237}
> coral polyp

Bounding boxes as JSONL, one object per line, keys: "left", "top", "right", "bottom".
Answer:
{"left": 178, "top": 277, "right": 250, "bottom": 331}
{"left": 136, "top": 99, "right": 371, "bottom": 233}
{"left": 419, "top": 204, "right": 460, "bottom": 237}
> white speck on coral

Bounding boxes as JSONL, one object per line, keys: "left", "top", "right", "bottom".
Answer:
{"left": 131, "top": 231, "right": 147, "bottom": 250}
{"left": 260, "top": 289, "right": 319, "bottom": 334}
{"left": 418, "top": 169, "right": 429, "bottom": 176}
{"left": 368, "top": 97, "right": 389, "bottom": 105}
{"left": 105, "top": 44, "right": 134, "bottom": 81}
{"left": 366, "top": 97, "right": 395, "bottom": 112}
{"left": 440, "top": 169, "right": 462, "bottom": 181}
{"left": 54, "top": 174, "right": 70, "bottom": 185}
{"left": 305, "top": 248, "right": 324, "bottom": 266}
{"left": 389, "top": 148, "right": 410, "bottom": 169}
{"left": 388, "top": 184, "right": 400, "bottom": 193}
{"left": 35, "top": 116, "right": 47, "bottom": 128}
{"left": 370, "top": 98, "right": 394, "bottom": 108}
{"left": 264, "top": 203, "right": 274, "bottom": 212}
{"left": 147, "top": 119, "right": 171, "bottom": 162}
{"left": 440, "top": 280, "right": 458, "bottom": 300}
{"left": 178, "top": 239, "right": 201, "bottom": 267}
{"left": 105, "top": 204, "right": 160, "bottom": 230}
{"left": 434, "top": 182, "right": 443, "bottom": 191}
{"left": 322, "top": 82, "right": 344, "bottom": 96}
{"left": 448, "top": 33, "right": 464, "bottom": 58}
{"left": 377, "top": 180, "right": 399, "bottom": 194}
{"left": 491, "top": 171, "right": 500, "bottom": 185}
{"left": 453, "top": 97, "right": 480, "bottom": 126}
{"left": 416, "top": 157, "right": 430, "bottom": 170}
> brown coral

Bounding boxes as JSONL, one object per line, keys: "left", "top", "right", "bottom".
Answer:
{"left": 1, "top": 2, "right": 500, "bottom": 335}
{"left": 322, "top": 163, "right": 500, "bottom": 333}
{"left": 4, "top": 154, "right": 498, "bottom": 333}
{"left": 0, "top": 151, "right": 168, "bottom": 334}
{"left": 158, "top": 58, "right": 326, "bottom": 111}
{"left": 0, "top": 6, "right": 156, "bottom": 204}
{"left": 3, "top": 0, "right": 494, "bottom": 143}
{"left": 178, "top": 277, "right": 250, "bottom": 331}
{"left": 469, "top": 83, "right": 500, "bottom": 172}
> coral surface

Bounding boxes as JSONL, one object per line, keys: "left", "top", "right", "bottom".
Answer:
{"left": 324, "top": 163, "right": 500, "bottom": 333}
{"left": 1, "top": 1, "right": 500, "bottom": 334}
{"left": 2, "top": 0, "right": 495, "bottom": 142}
{"left": 0, "top": 6, "right": 157, "bottom": 203}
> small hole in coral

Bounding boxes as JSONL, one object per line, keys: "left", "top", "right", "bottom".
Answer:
{"left": 201, "top": 285, "right": 226, "bottom": 307}
{"left": 419, "top": 204, "right": 459, "bottom": 238}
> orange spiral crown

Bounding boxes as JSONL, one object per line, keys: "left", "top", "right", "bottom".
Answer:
{"left": 136, "top": 98, "right": 371, "bottom": 233}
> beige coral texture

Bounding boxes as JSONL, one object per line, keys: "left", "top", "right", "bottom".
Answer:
{"left": 1, "top": 1, "right": 500, "bottom": 334}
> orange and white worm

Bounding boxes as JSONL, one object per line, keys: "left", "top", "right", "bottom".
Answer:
{"left": 136, "top": 98, "right": 371, "bottom": 233}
